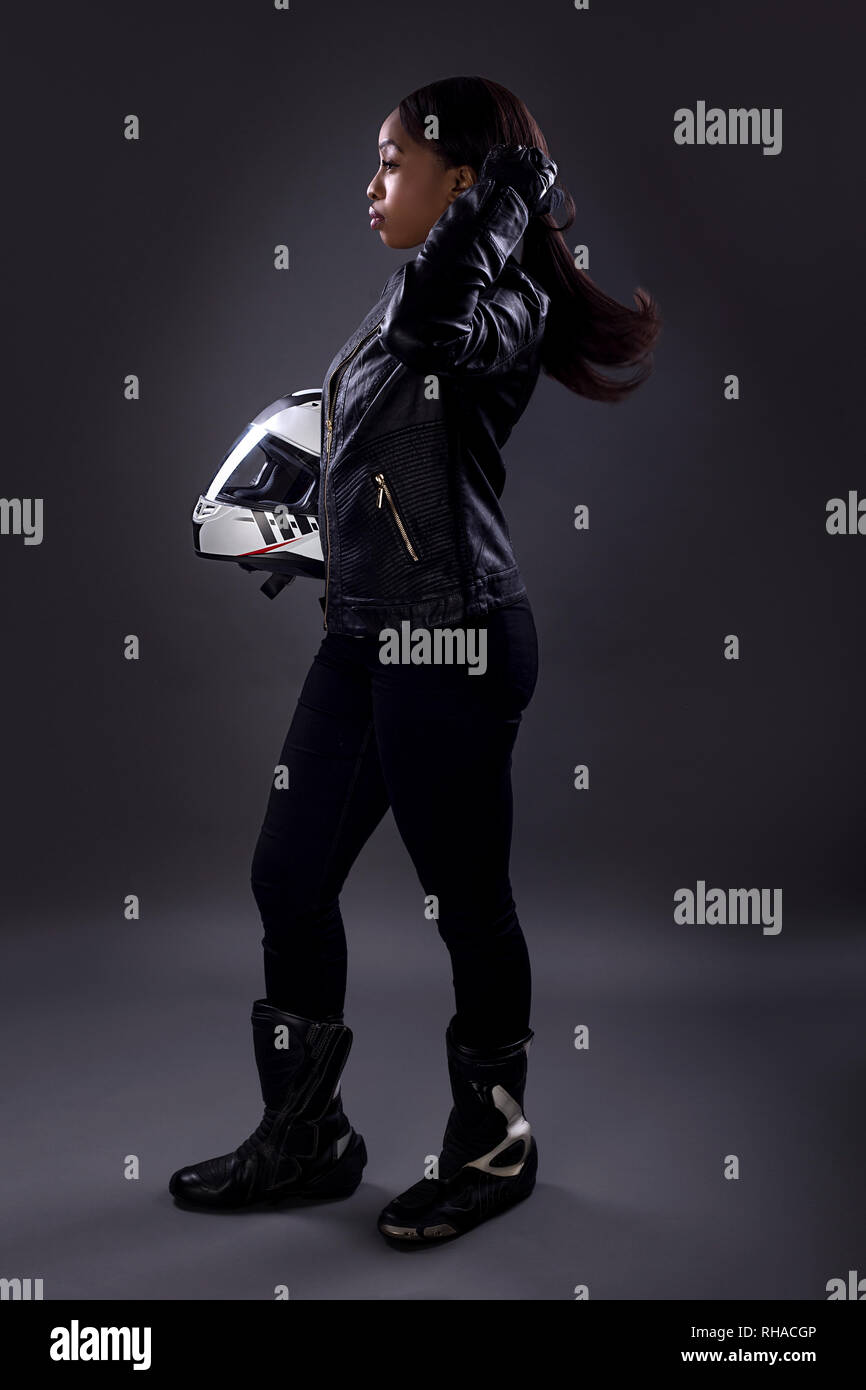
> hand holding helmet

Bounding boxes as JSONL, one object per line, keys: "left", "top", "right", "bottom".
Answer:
{"left": 477, "top": 143, "right": 561, "bottom": 218}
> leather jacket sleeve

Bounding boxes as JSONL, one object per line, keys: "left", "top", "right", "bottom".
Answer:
{"left": 378, "top": 178, "right": 547, "bottom": 377}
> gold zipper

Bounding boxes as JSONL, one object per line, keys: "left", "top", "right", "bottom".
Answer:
{"left": 373, "top": 471, "right": 420, "bottom": 561}
{"left": 322, "top": 317, "right": 385, "bottom": 628}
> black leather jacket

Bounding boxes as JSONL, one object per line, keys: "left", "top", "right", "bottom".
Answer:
{"left": 317, "top": 175, "right": 550, "bottom": 635}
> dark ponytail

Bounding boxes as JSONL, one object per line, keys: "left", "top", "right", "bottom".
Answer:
{"left": 398, "top": 75, "right": 662, "bottom": 404}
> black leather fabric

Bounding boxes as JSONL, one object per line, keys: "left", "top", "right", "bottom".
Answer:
{"left": 318, "top": 177, "right": 549, "bottom": 635}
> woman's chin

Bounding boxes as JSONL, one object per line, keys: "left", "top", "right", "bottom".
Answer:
{"left": 383, "top": 232, "right": 423, "bottom": 252}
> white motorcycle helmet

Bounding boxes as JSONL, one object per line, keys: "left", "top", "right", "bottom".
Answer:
{"left": 192, "top": 388, "right": 324, "bottom": 599}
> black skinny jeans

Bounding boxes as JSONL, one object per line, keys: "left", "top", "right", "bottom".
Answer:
{"left": 250, "top": 593, "right": 539, "bottom": 1050}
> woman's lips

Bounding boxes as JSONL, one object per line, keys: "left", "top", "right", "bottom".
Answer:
{"left": 370, "top": 212, "right": 384, "bottom": 228}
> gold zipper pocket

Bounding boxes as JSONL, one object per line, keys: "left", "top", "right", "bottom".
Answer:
{"left": 373, "top": 471, "right": 420, "bottom": 562}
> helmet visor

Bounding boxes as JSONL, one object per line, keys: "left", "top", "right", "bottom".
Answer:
{"left": 206, "top": 426, "right": 317, "bottom": 509}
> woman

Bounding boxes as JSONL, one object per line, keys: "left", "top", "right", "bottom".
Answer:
{"left": 169, "top": 75, "right": 661, "bottom": 1246}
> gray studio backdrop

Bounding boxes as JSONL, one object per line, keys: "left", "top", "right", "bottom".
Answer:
{"left": 2, "top": 0, "right": 864, "bottom": 1300}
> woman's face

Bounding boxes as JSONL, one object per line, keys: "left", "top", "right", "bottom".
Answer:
{"left": 366, "top": 108, "right": 475, "bottom": 249}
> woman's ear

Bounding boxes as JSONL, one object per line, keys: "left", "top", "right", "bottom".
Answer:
{"left": 448, "top": 165, "right": 477, "bottom": 202}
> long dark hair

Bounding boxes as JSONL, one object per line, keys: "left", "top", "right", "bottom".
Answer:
{"left": 397, "top": 75, "right": 661, "bottom": 404}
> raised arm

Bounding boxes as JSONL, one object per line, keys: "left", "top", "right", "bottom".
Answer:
{"left": 379, "top": 146, "right": 557, "bottom": 377}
